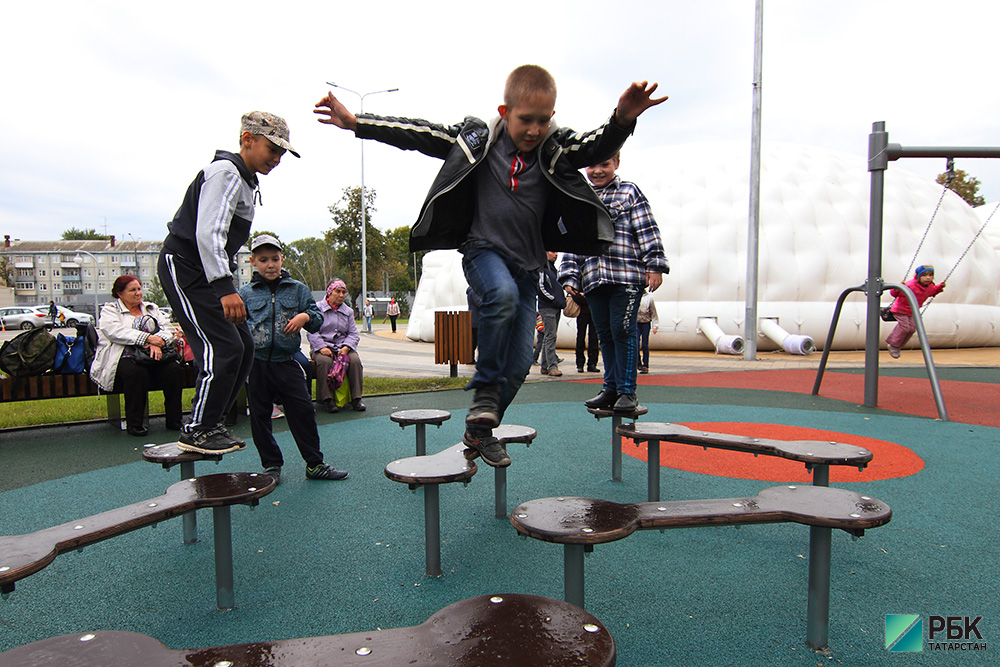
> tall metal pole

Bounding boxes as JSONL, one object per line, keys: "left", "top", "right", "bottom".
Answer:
{"left": 744, "top": 0, "right": 764, "bottom": 360}
{"left": 865, "top": 122, "right": 889, "bottom": 407}
{"left": 326, "top": 83, "right": 398, "bottom": 305}
{"left": 74, "top": 249, "right": 101, "bottom": 318}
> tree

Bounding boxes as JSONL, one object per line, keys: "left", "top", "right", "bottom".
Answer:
{"left": 141, "top": 276, "right": 167, "bottom": 306}
{"left": 936, "top": 169, "right": 985, "bottom": 207}
{"left": 283, "top": 237, "right": 339, "bottom": 292}
{"left": 62, "top": 228, "right": 111, "bottom": 240}
{"left": 0, "top": 255, "right": 12, "bottom": 287}
{"left": 384, "top": 225, "right": 423, "bottom": 293}
{"left": 326, "top": 186, "right": 386, "bottom": 299}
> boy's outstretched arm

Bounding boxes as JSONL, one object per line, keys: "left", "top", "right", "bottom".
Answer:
{"left": 614, "top": 81, "right": 668, "bottom": 126}
{"left": 314, "top": 92, "right": 358, "bottom": 131}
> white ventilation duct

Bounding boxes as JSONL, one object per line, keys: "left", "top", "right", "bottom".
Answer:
{"left": 760, "top": 318, "right": 815, "bottom": 355}
{"left": 697, "top": 317, "right": 744, "bottom": 355}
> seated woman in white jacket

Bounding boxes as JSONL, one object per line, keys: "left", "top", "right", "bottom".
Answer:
{"left": 90, "top": 274, "right": 184, "bottom": 436}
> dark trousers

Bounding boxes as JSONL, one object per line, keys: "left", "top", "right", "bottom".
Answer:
{"left": 637, "top": 321, "right": 652, "bottom": 368}
{"left": 312, "top": 349, "right": 364, "bottom": 404}
{"left": 158, "top": 251, "right": 254, "bottom": 432}
{"left": 113, "top": 356, "right": 183, "bottom": 430}
{"left": 248, "top": 359, "right": 324, "bottom": 470}
{"left": 575, "top": 311, "right": 599, "bottom": 370}
{"left": 388, "top": 314, "right": 398, "bottom": 332}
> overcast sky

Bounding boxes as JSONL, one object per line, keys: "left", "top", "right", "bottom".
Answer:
{"left": 3, "top": 0, "right": 998, "bottom": 246}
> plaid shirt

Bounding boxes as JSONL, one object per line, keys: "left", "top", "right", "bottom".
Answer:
{"left": 558, "top": 176, "right": 668, "bottom": 292}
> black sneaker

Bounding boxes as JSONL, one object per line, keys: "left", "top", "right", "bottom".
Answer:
{"left": 306, "top": 463, "right": 349, "bottom": 481}
{"left": 613, "top": 393, "right": 638, "bottom": 412}
{"left": 462, "top": 431, "right": 511, "bottom": 468}
{"left": 466, "top": 383, "right": 501, "bottom": 428}
{"left": 584, "top": 389, "right": 617, "bottom": 409}
{"left": 177, "top": 426, "right": 246, "bottom": 454}
{"left": 263, "top": 467, "right": 282, "bottom": 486}
{"left": 351, "top": 398, "right": 366, "bottom": 412}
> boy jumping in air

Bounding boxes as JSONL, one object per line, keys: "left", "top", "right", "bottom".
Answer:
{"left": 315, "top": 66, "right": 666, "bottom": 467}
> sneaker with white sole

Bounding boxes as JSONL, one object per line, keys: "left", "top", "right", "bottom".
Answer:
{"left": 177, "top": 426, "right": 246, "bottom": 454}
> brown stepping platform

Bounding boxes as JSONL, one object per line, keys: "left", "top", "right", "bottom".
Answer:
{"left": 0, "top": 472, "right": 275, "bottom": 610}
{"left": 389, "top": 409, "right": 452, "bottom": 455}
{"left": 141, "top": 442, "right": 226, "bottom": 544}
{"left": 0, "top": 593, "right": 615, "bottom": 667}
{"left": 385, "top": 444, "right": 477, "bottom": 577}
{"left": 510, "top": 485, "right": 892, "bottom": 650}
{"left": 617, "top": 422, "right": 874, "bottom": 501}
{"left": 587, "top": 404, "right": 648, "bottom": 482}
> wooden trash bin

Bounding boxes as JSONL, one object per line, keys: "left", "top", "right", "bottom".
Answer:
{"left": 434, "top": 310, "right": 474, "bottom": 377}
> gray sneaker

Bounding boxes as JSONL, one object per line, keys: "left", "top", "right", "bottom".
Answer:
{"left": 462, "top": 431, "right": 511, "bottom": 468}
{"left": 306, "top": 463, "right": 349, "bottom": 481}
{"left": 178, "top": 426, "right": 246, "bottom": 454}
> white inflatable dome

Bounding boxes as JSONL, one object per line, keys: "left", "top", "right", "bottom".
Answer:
{"left": 406, "top": 142, "right": 1000, "bottom": 351}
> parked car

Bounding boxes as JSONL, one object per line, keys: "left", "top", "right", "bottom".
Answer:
{"left": 52, "top": 306, "right": 95, "bottom": 327}
{"left": 0, "top": 306, "right": 51, "bottom": 330}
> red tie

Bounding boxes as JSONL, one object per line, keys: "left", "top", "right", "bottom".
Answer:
{"left": 509, "top": 151, "right": 525, "bottom": 191}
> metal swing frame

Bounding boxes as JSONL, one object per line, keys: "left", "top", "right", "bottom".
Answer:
{"left": 813, "top": 121, "right": 1000, "bottom": 420}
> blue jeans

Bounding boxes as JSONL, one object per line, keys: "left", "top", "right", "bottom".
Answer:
{"left": 587, "top": 283, "right": 641, "bottom": 395}
{"left": 364, "top": 315, "right": 372, "bottom": 333}
{"left": 461, "top": 242, "right": 537, "bottom": 423}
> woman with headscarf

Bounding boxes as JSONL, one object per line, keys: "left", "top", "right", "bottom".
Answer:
{"left": 307, "top": 280, "right": 365, "bottom": 413}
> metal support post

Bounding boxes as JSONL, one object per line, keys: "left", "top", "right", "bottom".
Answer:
{"left": 611, "top": 414, "right": 623, "bottom": 482}
{"left": 647, "top": 440, "right": 661, "bottom": 502}
{"left": 423, "top": 485, "right": 441, "bottom": 576}
{"left": 564, "top": 544, "right": 586, "bottom": 609}
{"left": 494, "top": 467, "right": 507, "bottom": 519}
{"left": 806, "top": 525, "right": 832, "bottom": 650}
{"left": 213, "top": 506, "right": 234, "bottom": 611}
{"left": 180, "top": 460, "right": 198, "bottom": 544}
{"left": 414, "top": 423, "right": 427, "bottom": 456}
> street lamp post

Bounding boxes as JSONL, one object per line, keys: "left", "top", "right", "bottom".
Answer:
{"left": 326, "top": 82, "right": 398, "bottom": 305}
{"left": 73, "top": 250, "right": 101, "bottom": 319}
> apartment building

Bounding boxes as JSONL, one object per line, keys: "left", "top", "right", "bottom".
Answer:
{"left": 0, "top": 235, "right": 252, "bottom": 317}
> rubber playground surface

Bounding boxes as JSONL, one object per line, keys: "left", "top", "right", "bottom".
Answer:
{"left": 0, "top": 352, "right": 997, "bottom": 666}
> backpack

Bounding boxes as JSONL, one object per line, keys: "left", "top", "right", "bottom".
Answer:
{"left": 76, "top": 322, "right": 98, "bottom": 370}
{"left": 0, "top": 327, "right": 57, "bottom": 377}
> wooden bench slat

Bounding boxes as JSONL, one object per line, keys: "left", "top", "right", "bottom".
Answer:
{"left": 0, "top": 594, "right": 616, "bottom": 667}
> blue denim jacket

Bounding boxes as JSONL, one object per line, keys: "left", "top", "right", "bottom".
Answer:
{"left": 238, "top": 270, "right": 322, "bottom": 362}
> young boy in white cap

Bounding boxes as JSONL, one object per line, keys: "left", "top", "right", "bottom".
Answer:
{"left": 158, "top": 111, "right": 300, "bottom": 454}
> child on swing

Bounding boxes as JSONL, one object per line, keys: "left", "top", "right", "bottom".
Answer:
{"left": 886, "top": 264, "right": 946, "bottom": 358}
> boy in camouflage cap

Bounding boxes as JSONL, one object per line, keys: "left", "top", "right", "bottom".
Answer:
{"left": 158, "top": 111, "right": 299, "bottom": 454}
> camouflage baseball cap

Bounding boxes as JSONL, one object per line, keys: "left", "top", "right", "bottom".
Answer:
{"left": 241, "top": 111, "right": 300, "bottom": 158}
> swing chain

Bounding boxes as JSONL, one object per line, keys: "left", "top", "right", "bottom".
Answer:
{"left": 904, "top": 158, "right": 954, "bottom": 280}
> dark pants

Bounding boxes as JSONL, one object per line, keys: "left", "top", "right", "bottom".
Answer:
{"left": 637, "top": 321, "right": 652, "bottom": 368}
{"left": 158, "top": 251, "right": 254, "bottom": 432}
{"left": 113, "top": 356, "right": 184, "bottom": 430}
{"left": 388, "top": 314, "right": 398, "bottom": 333}
{"left": 575, "top": 311, "right": 599, "bottom": 370}
{"left": 312, "top": 349, "right": 364, "bottom": 404}
{"left": 247, "top": 359, "right": 323, "bottom": 469}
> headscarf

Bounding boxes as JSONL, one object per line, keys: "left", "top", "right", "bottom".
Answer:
{"left": 326, "top": 280, "right": 347, "bottom": 296}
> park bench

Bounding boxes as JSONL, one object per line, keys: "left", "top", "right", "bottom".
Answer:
{"left": 0, "top": 366, "right": 199, "bottom": 429}
{"left": 0, "top": 472, "right": 274, "bottom": 610}
{"left": 0, "top": 593, "right": 616, "bottom": 667}
{"left": 617, "top": 422, "right": 874, "bottom": 501}
{"left": 510, "top": 484, "right": 892, "bottom": 650}
{"left": 587, "top": 403, "right": 648, "bottom": 481}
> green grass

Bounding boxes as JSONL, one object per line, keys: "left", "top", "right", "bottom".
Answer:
{"left": 0, "top": 377, "right": 468, "bottom": 429}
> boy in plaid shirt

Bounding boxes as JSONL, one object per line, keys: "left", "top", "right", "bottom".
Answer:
{"left": 559, "top": 152, "right": 668, "bottom": 412}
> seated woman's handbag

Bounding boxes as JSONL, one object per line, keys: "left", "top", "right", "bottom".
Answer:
{"left": 126, "top": 341, "right": 182, "bottom": 365}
